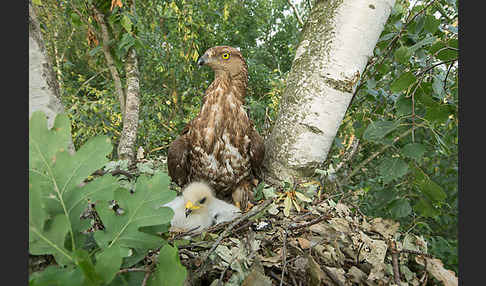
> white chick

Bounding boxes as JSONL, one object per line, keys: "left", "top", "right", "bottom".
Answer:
{"left": 163, "top": 182, "right": 242, "bottom": 232}
{"left": 163, "top": 182, "right": 214, "bottom": 232}
{"left": 209, "top": 198, "right": 242, "bottom": 225}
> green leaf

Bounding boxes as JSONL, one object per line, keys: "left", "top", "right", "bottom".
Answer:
{"left": 424, "top": 15, "right": 440, "bottom": 34}
{"left": 401, "top": 143, "right": 426, "bottom": 161}
{"left": 148, "top": 245, "right": 187, "bottom": 286}
{"left": 29, "top": 265, "right": 84, "bottom": 286}
{"left": 378, "top": 157, "right": 409, "bottom": 184}
{"left": 93, "top": 172, "right": 176, "bottom": 250}
{"left": 29, "top": 111, "right": 72, "bottom": 172}
{"left": 29, "top": 214, "right": 73, "bottom": 266}
{"left": 29, "top": 112, "right": 119, "bottom": 266}
{"left": 395, "top": 96, "right": 412, "bottom": 116}
{"left": 121, "top": 14, "right": 133, "bottom": 33}
{"left": 412, "top": 167, "right": 446, "bottom": 202}
{"left": 362, "top": 120, "right": 400, "bottom": 142}
{"left": 409, "top": 35, "right": 436, "bottom": 53}
{"left": 394, "top": 46, "right": 411, "bottom": 65}
{"left": 425, "top": 104, "right": 450, "bottom": 124}
{"left": 74, "top": 249, "right": 103, "bottom": 286}
{"left": 390, "top": 72, "right": 416, "bottom": 93}
{"left": 94, "top": 245, "right": 123, "bottom": 284}
{"left": 413, "top": 198, "right": 439, "bottom": 218}
{"left": 389, "top": 199, "right": 412, "bottom": 218}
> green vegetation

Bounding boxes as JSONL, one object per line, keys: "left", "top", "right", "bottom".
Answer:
{"left": 31, "top": 0, "right": 458, "bottom": 281}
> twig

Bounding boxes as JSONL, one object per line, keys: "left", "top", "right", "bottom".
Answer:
{"left": 270, "top": 270, "right": 289, "bottom": 286}
{"left": 141, "top": 270, "right": 151, "bottom": 286}
{"left": 289, "top": 271, "right": 298, "bottom": 286}
{"left": 389, "top": 240, "right": 402, "bottom": 285}
{"left": 117, "top": 267, "right": 148, "bottom": 275}
{"left": 443, "top": 62, "right": 455, "bottom": 94}
{"left": 280, "top": 228, "right": 289, "bottom": 286}
{"left": 195, "top": 199, "right": 273, "bottom": 278}
{"left": 400, "top": 249, "right": 434, "bottom": 258}
{"left": 287, "top": 0, "right": 304, "bottom": 27}
{"left": 218, "top": 256, "right": 237, "bottom": 286}
{"left": 344, "top": 127, "right": 416, "bottom": 183}
{"left": 356, "top": 242, "right": 365, "bottom": 265}
{"left": 289, "top": 213, "right": 331, "bottom": 231}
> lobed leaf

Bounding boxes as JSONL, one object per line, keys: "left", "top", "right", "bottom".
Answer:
{"left": 93, "top": 172, "right": 176, "bottom": 251}
{"left": 148, "top": 244, "right": 187, "bottom": 286}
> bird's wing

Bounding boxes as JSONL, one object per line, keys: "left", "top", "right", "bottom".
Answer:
{"left": 209, "top": 198, "right": 242, "bottom": 224}
{"left": 248, "top": 122, "right": 265, "bottom": 174}
{"left": 162, "top": 195, "right": 183, "bottom": 209}
{"left": 167, "top": 126, "right": 191, "bottom": 187}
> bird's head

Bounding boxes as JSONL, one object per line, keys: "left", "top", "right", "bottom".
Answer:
{"left": 182, "top": 182, "right": 214, "bottom": 217}
{"left": 197, "top": 46, "right": 248, "bottom": 80}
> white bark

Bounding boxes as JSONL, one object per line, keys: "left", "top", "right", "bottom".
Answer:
{"left": 29, "top": 2, "right": 75, "bottom": 153}
{"left": 264, "top": 0, "right": 396, "bottom": 181}
{"left": 29, "top": 3, "right": 64, "bottom": 129}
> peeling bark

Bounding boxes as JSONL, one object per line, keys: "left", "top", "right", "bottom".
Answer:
{"left": 117, "top": 47, "right": 140, "bottom": 162}
{"left": 264, "top": 0, "right": 396, "bottom": 181}
{"left": 29, "top": 2, "right": 74, "bottom": 153}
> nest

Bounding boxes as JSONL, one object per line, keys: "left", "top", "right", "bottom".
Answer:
{"left": 168, "top": 198, "right": 457, "bottom": 286}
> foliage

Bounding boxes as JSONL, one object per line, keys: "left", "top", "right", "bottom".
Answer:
{"left": 324, "top": 0, "right": 458, "bottom": 273}
{"left": 29, "top": 112, "right": 184, "bottom": 285}
{"left": 33, "top": 0, "right": 458, "bottom": 277}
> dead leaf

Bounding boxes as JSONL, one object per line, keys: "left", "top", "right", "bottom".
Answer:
{"left": 283, "top": 195, "right": 292, "bottom": 217}
{"left": 297, "top": 237, "right": 311, "bottom": 249}
{"left": 370, "top": 218, "right": 400, "bottom": 239}
{"left": 241, "top": 259, "right": 272, "bottom": 286}
{"left": 416, "top": 257, "right": 458, "bottom": 286}
{"left": 110, "top": 0, "right": 123, "bottom": 11}
{"left": 307, "top": 255, "right": 326, "bottom": 286}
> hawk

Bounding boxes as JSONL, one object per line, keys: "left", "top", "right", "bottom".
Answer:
{"left": 167, "top": 46, "right": 265, "bottom": 210}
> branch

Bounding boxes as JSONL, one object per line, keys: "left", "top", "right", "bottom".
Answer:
{"left": 91, "top": 6, "right": 127, "bottom": 119}
{"left": 344, "top": 127, "right": 416, "bottom": 183}
{"left": 287, "top": 0, "right": 304, "bottom": 27}
{"left": 351, "top": 0, "right": 438, "bottom": 100}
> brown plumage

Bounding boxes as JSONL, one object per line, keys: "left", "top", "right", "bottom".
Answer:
{"left": 167, "top": 46, "right": 265, "bottom": 210}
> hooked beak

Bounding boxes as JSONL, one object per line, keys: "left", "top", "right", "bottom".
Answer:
{"left": 184, "top": 201, "right": 200, "bottom": 217}
{"left": 197, "top": 54, "right": 208, "bottom": 67}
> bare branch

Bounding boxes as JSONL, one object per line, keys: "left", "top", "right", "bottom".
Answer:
{"left": 287, "top": 0, "right": 304, "bottom": 27}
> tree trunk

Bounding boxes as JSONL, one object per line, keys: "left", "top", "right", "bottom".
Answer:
{"left": 117, "top": 47, "right": 140, "bottom": 162}
{"left": 29, "top": 2, "right": 74, "bottom": 153}
{"left": 93, "top": 7, "right": 126, "bottom": 120}
{"left": 264, "top": 0, "right": 396, "bottom": 182}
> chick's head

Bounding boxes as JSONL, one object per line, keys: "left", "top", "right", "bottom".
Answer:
{"left": 182, "top": 182, "right": 214, "bottom": 217}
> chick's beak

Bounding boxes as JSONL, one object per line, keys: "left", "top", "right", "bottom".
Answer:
{"left": 184, "top": 201, "right": 200, "bottom": 217}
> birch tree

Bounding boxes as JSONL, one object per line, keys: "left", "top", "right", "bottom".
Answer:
{"left": 29, "top": 1, "right": 74, "bottom": 153}
{"left": 264, "top": 0, "right": 396, "bottom": 182}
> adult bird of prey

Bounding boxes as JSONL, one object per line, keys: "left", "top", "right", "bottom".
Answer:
{"left": 167, "top": 46, "right": 265, "bottom": 210}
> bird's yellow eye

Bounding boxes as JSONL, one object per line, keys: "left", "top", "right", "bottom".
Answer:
{"left": 222, "top": 53, "right": 230, "bottom": 60}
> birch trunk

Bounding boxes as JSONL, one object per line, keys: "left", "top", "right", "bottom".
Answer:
{"left": 264, "top": 0, "right": 396, "bottom": 182}
{"left": 29, "top": 2, "right": 74, "bottom": 153}
{"left": 117, "top": 47, "right": 140, "bottom": 162}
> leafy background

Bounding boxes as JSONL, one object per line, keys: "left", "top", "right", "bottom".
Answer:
{"left": 31, "top": 0, "right": 458, "bottom": 281}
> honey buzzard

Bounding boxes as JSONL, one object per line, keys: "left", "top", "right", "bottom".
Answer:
{"left": 167, "top": 46, "right": 265, "bottom": 210}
